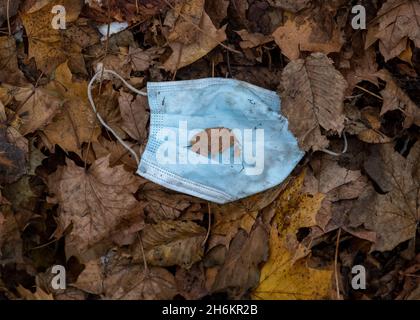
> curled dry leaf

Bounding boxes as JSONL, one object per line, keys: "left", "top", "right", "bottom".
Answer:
{"left": 272, "top": 16, "right": 344, "bottom": 61}
{"left": 48, "top": 156, "right": 143, "bottom": 259}
{"left": 163, "top": 11, "right": 227, "bottom": 72}
{"left": 280, "top": 53, "right": 348, "bottom": 152}
{"left": 377, "top": 69, "right": 420, "bottom": 128}
{"left": 368, "top": 0, "right": 420, "bottom": 61}
{"left": 140, "top": 220, "right": 206, "bottom": 268}
{"left": 236, "top": 30, "right": 273, "bottom": 49}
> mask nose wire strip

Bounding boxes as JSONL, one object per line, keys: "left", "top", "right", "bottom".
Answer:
{"left": 87, "top": 69, "right": 147, "bottom": 165}
{"left": 320, "top": 131, "right": 348, "bottom": 157}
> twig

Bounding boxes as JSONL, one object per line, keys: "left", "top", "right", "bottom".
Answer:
{"left": 202, "top": 203, "right": 212, "bottom": 247}
{"left": 355, "top": 85, "right": 383, "bottom": 100}
{"left": 334, "top": 228, "right": 342, "bottom": 300}
{"left": 6, "top": 0, "right": 11, "bottom": 36}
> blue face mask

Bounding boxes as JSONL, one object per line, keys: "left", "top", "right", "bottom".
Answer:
{"left": 88, "top": 70, "right": 304, "bottom": 204}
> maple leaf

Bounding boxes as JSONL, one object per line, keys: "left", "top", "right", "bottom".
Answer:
{"left": 74, "top": 255, "right": 177, "bottom": 299}
{"left": 280, "top": 53, "right": 348, "bottom": 152}
{"left": 48, "top": 156, "right": 143, "bottom": 259}
{"left": 41, "top": 62, "right": 101, "bottom": 155}
{"left": 14, "top": 86, "right": 62, "bottom": 136}
{"left": 118, "top": 91, "right": 150, "bottom": 143}
{"left": 372, "top": 0, "right": 420, "bottom": 61}
{"left": 21, "top": 0, "right": 85, "bottom": 74}
{"left": 252, "top": 172, "right": 333, "bottom": 300}
{"left": 360, "top": 142, "right": 420, "bottom": 251}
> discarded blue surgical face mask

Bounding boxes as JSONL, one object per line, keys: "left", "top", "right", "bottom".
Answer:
{"left": 88, "top": 71, "right": 304, "bottom": 204}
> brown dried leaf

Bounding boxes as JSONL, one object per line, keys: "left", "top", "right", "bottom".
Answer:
{"left": 118, "top": 91, "right": 149, "bottom": 143}
{"left": 273, "top": 17, "right": 344, "bottom": 61}
{"left": 280, "top": 53, "right": 348, "bottom": 151}
{"left": 48, "top": 156, "right": 143, "bottom": 258}
{"left": 0, "top": 36, "right": 26, "bottom": 86}
{"left": 211, "top": 221, "right": 269, "bottom": 298}
{"left": 267, "top": 0, "right": 311, "bottom": 13}
{"left": 0, "top": 204, "right": 24, "bottom": 265}
{"left": 141, "top": 189, "right": 192, "bottom": 222}
{"left": 208, "top": 203, "right": 258, "bottom": 249}
{"left": 368, "top": 143, "right": 420, "bottom": 251}
{"left": 163, "top": 11, "right": 227, "bottom": 72}
{"left": 373, "top": 0, "right": 420, "bottom": 61}
{"left": 74, "top": 258, "right": 177, "bottom": 300}
{"left": 236, "top": 30, "right": 273, "bottom": 49}
{"left": 140, "top": 220, "right": 206, "bottom": 268}
{"left": 205, "top": 0, "right": 229, "bottom": 27}
{"left": 16, "top": 87, "right": 62, "bottom": 136}
{"left": 377, "top": 70, "right": 420, "bottom": 128}
{"left": 0, "top": 128, "right": 26, "bottom": 184}
{"left": 41, "top": 62, "right": 100, "bottom": 154}
{"left": 103, "top": 265, "right": 177, "bottom": 300}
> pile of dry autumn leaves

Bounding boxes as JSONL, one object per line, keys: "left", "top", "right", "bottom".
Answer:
{"left": 0, "top": 0, "right": 419, "bottom": 300}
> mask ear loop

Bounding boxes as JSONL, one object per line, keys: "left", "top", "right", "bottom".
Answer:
{"left": 320, "top": 131, "right": 348, "bottom": 156}
{"left": 87, "top": 69, "right": 147, "bottom": 165}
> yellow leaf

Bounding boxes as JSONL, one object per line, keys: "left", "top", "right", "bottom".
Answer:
{"left": 252, "top": 172, "right": 333, "bottom": 300}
